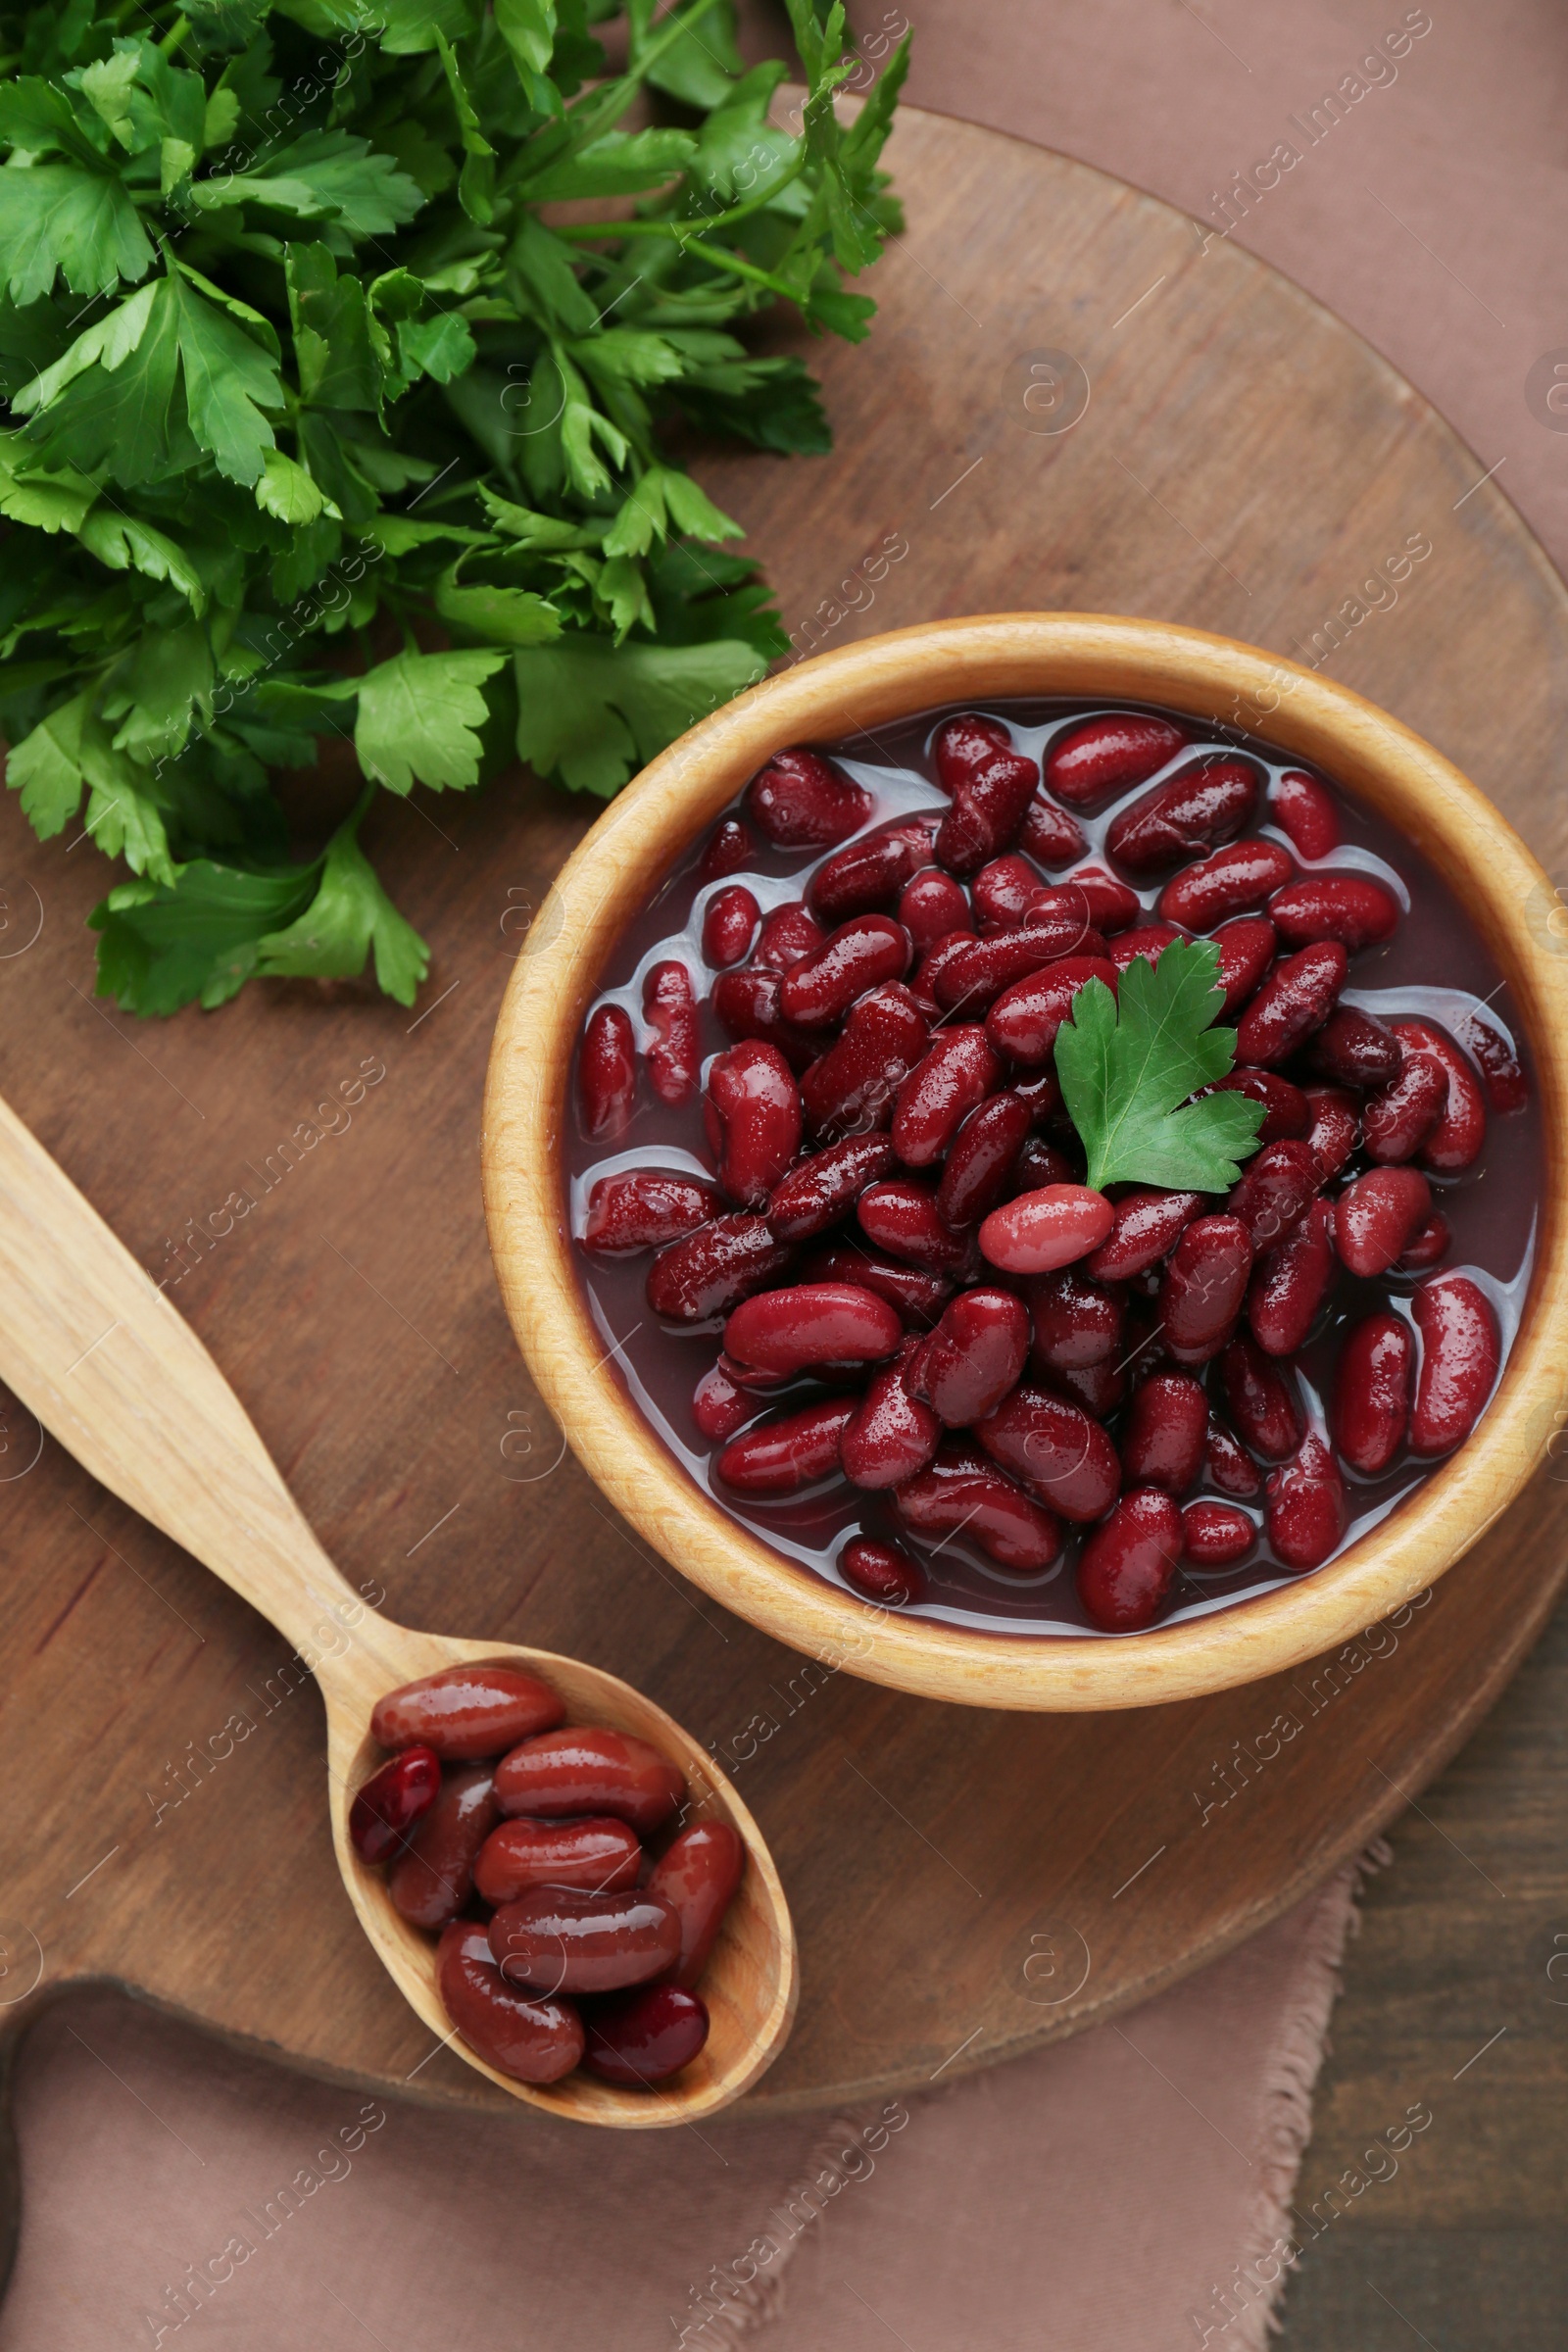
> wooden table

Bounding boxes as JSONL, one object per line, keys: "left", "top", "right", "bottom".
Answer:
{"left": 1, "top": 99, "right": 1565, "bottom": 2291}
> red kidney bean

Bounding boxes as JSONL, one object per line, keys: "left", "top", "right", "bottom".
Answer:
{"left": 714, "top": 1349, "right": 791, "bottom": 1396}
{"left": 745, "top": 747, "right": 871, "bottom": 847}
{"left": 985, "top": 956, "right": 1119, "bottom": 1064}
{"left": 1307, "top": 1004, "right": 1403, "bottom": 1090}
{"left": 1047, "top": 1351, "right": 1128, "bottom": 1418}
{"left": 1450, "top": 1007, "right": 1528, "bottom": 1112}
{"left": 372, "top": 1666, "right": 565, "bottom": 1761}
{"left": 1182, "top": 1500, "right": 1255, "bottom": 1565}
{"left": 973, "top": 1384, "right": 1122, "bottom": 1522}
{"left": 1335, "top": 1165, "right": 1432, "bottom": 1278}
{"left": 1045, "top": 711, "right": 1188, "bottom": 808}
{"left": 1269, "top": 770, "right": 1340, "bottom": 860}
{"left": 692, "top": 1360, "right": 753, "bottom": 1442}
{"left": 580, "top": 1004, "right": 637, "bottom": 1140}
{"left": 388, "top": 1764, "right": 498, "bottom": 1929}
{"left": 698, "top": 818, "right": 756, "bottom": 882}
{"left": 972, "top": 854, "right": 1047, "bottom": 932}
{"left": 1388, "top": 1018, "right": 1487, "bottom": 1172}
{"left": 938, "top": 1091, "right": 1033, "bottom": 1226}
{"left": 1211, "top": 916, "right": 1278, "bottom": 1015}
{"left": 979, "top": 1182, "right": 1115, "bottom": 1274}
{"left": 1220, "top": 1332, "right": 1304, "bottom": 1461}
{"left": 1205, "top": 1412, "right": 1262, "bottom": 1497}
{"left": 753, "top": 901, "right": 827, "bottom": 972}
{"left": 1302, "top": 1084, "right": 1360, "bottom": 1178}
{"left": 809, "top": 817, "right": 936, "bottom": 923}
{"left": 724, "top": 1281, "right": 903, "bottom": 1374}
{"left": 779, "top": 916, "right": 912, "bottom": 1026}
{"left": 801, "top": 983, "right": 929, "bottom": 1141}
{"left": 1397, "top": 1211, "right": 1450, "bottom": 1271}
{"left": 583, "top": 1172, "right": 719, "bottom": 1256}
{"left": 1028, "top": 1264, "right": 1124, "bottom": 1370}
{"left": 1106, "top": 756, "right": 1260, "bottom": 875}
{"left": 489, "top": 1887, "right": 682, "bottom": 1995}
{"left": 1235, "top": 941, "right": 1348, "bottom": 1066}
{"left": 475, "top": 1816, "right": 643, "bottom": 1906}
{"left": 715, "top": 1397, "right": 858, "bottom": 1494}
{"left": 1085, "top": 1187, "right": 1203, "bottom": 1280}
{"left": 350, "top": 1745, "right": 441, "bottom": 1864}
{"left": 1410, "top": 1273, "right": 1499, "bottom": 1455}
{"left": 1248, "top": 1195, "right": 1336, "bottom": 1356}
{"left": 495, "top": 1728, "right": 685, "bottom": 1834}
{"left": 1011, "top": 1132, "right": 1075, "bottom": 1190}
{"left": 1268, "top": 873, "right": 1399, "bottom": 951}
{"left": 1332, "top": 1310, "right": 1413, "bottom": 1476}
{"left": 912, "top": 1287, "right": 1031, "bottom": 1426}
{"left": 1226, "top": 1139, "right": 1321, "bottom": 1249}
{"left": 648, "top": 1213, "right": 791, "bottom": 1323}
{"left": 931, "top": 720, "right": 1040, "bottom": 875}
{"left": 840, "top": 1533, "right": 928, "bottom": 1605}
{"left": 858, "top": 1178, "right": 974, "bottom": 1272}
{"left": 1158, "top": 841, "right": 1295, "bottom": 930}
{"left": 800, "top": 1240, "right": 954, "bottom": 1325}
{"left": 1363, "top": 1050, "right": 1448, "bottom": 1163}
{"left": 1107, "top": 921, "right": 1188, "bottom": 975}
{"left": 893, "top": 1027, "right": 1001, "bottom": 1163}
{"left": 1159, "top": 1215, "right": 1254, "bottom": 1359}
{"left": 900, "top": 867, "right": 970, "bottom": 948}
{"left": 582, "top": 1984, "right": 710, "bottom": 2086}
{"left": 1077, "top": 1487, "right": 1184, "bottom": 1630}
{"left": 1121, "top": 1370, "right": 1208, "bottom": 1494}
{"left": 1023, "top": 880, "right": 1101, "bottom": 942}
{"left": 647, "top": 1822, "right": 746, "bottom": 1988}
{"left": 1264, "top": 1433, "right": 1347, "bottom": 1571}
{"left": 935, "top": 925, "right": 1102, "bottom": 1015}
{"left": 701, "top": 885, "right": 760, "bottom": 968}
{"left": 705, "top": 1041, "right": 803, "bottom": 1207}
{"left": 641, "top": 961, "right": 700, "bottom": 1106}
{"left": 437, "top": 1919, "right": 584, "bottom": 2083}
{"left": 1206, "top": 1067, "right": 1309, "bottom": 1143}
{"left": 1019, "top": 790, "right": 1089, "bottom": 866}
{"left": 1061, "top": 866, "right": 1141, "bottom": 934}
{"left": 934, "top": 710, "right": 1013, "bottom": 791}
{"left": 840, "top": 1341, "right": 942, "bottom": 1487}
{"left": 765, "top": 1135, "right": 895, "bottom": 1242}
{"left": 710, "top": 967, "right": 818, "bottom": 1071}
{"left": 910, "top": 927, "right": 979, "bottom": 1004}
{"left": 891, "top": 1441, "right": 1063, "bottom": 1571}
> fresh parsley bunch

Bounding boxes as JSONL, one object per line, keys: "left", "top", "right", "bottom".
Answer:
{"left": 0, "top": 0, "right": 906, "bottom": 1012}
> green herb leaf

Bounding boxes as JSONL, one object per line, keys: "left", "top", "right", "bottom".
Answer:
{"left": 514, "top": 630, "right": 765, "bottom": 794}
{"left": 354, "top": 647, "right": 509, "bottom": 792}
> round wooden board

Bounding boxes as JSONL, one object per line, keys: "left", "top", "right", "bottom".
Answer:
{"left": 2, "top": 102, "right": 1566, "bottom": 2169}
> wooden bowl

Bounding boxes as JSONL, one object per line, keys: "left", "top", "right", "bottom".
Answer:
{"left": 483, "top": 615, "right": 1568, "bottom": 1711}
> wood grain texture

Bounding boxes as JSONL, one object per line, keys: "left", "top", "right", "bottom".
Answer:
{"left": 0, "top": 105, "right": 1565, "bottom": 2185}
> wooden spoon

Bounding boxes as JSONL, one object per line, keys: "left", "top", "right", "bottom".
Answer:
{"left": 0, "top": 1091, "right": 796, "bottom": 2127}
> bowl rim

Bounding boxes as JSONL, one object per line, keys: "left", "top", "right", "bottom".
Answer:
{"left": 482, "top": 613, "right": 1568, "bottom": 1712}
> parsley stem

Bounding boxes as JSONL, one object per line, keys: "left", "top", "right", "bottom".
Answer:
{"left": 554, "top": 221, "right": 804, "bottom": 306}
{"left": 159, "top": 12, "right": 190, "bottom": 54}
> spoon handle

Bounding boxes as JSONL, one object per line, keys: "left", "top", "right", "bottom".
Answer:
{"left": 0, "top": 1088, "right": 368, "bottom": 1657}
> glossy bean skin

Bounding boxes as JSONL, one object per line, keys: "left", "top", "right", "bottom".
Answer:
{"left": 931, "top": 717, "right": 1040, "bottom": 874}
{"left": 1158, "top": 841, "right": 1295, "bottom": 929}
{"left": 583, "top": 1172, "right": 718, "bottom": 1256}
{"left": 979, "top": 1182, "right": 1115, "bottom": 1274}
{"left": 1219, "top": 1332, "right": 1304, "bottom": 1461}
{"left": 1269, "top": 770, "right": 1341, "bottom": 859}
{"left": 1307, "top": 1004, "right": 1403, "bottom": 1089}
{"left": 1107, "top": 921, "right": 1187, "bottom": 975}
{"left": 809, "top": 818, "right": 936, "bottom": 922}
{"left": 715, "top": 1398, "right": 858, "bottom": 1495}
{"left": 1105, "top": 756, "right": 1260, "bottom": 874}
{"left": 371, "top": 1665, "right": 564, "bottom": 1761}
{"left": 858, "top": 1178, "right": 974, "bottom": 1272}
{"left": 489, "top": 1887, "right": 682, "bottom": 1996}
{"left": 900, "top": 867, "right": 970, "bottom": 948}
{"left": 1211, "top": 916, "right": 1278, "bottom": 1015}
{"left": 1226, "top": 1139, "right": 1321, "bottom": 1250}
{"left": 699, "top": 817, "right": 755, "bottom": 881}
{"left": 388, "top": 1764, "right": 498, "bottom": 1929}
{"left": 474, "top": 1816, "right": 643, "bottom": 1906}
{"left": 780, "top": 916, "right": 912, "bottom": 1026}
{"left": 1302, "top": 1084, "right": 1360, "bottom": 1178}
{"left": 1010, "top": 1132, "right": 1075, "bottom": 1190}
{"left": 892, "top": 1027, "right": 1001, "bottom": 1163}
{"left": 437, "top": 1920, "right": 584, "bottom": 2083}
{"left": 839, "top": 1534, "right": 928, "bottom": 1606}
{"left": 582, "top": 1984, "right": 710, "bottom": 2086}
{"left": 745, "top": 747, "right": 871, "bottom": 847}
{"left": 1248, "top": 1196, "right": 1336, "bottom": 1356}
{"left": 350, "top": 1745, "right": 441, "bottom": 1864}
{"left": 643, "top": 961, "right": 700, "bottom": 1105}
{"left": 716, "top": 1348, "right": 792, "bottom": 1396}
{"left": 647, "top": 1822, "right": 747, "bottom": 1988}
{"left": 1028, "top": 1264, "right": 1125, "bottom": 1370}
{"left": 724, "top": 1281, "right": 903, "bottom": 1374}
{"left": 1085, "top": 1188, "right": 1203, "bottom": 1281}
{"left": 710, "top": 967, "right": 819, "bottom": 1072}
{"left": 913, "top": 1288, "right": 1031, "bottom": 1426}
{"left": 647, "top": 1214, "right": 791, "bottom": 1323}
{"left": 800, "top": 1241, "right": 953, "bottom": 1326}
{"left": 985, "top": 956, "right": 1120, "bottom": 1064}
{"left": 1410, "top": 1273, "right": 1499, "bottom": 1455}
{"left": 1363, "top": 1051, "right": 1448, "bottom": 1163}
{"left": 934, "top": 710, "right": 1013, "bottom": 791}
{"left": 1335, "top": 1165, "right": 1432, "bottom": 1278}
{"left": 1158, "top": 1215, "right": 1255, "bottom": 1360}
{"left": 753, "top": 902, "right": 827, "bottom": 973}
{"left": 972, "top": 854, "right": 1048, "bottom": 931}
{"left": 579, "top": 1004, "right": 636, "bottom": 1141}
{"left": 705, "top": 1042, "right": 803, "bottom": 1208}
{"left": 1207, "top": 1067, "right": 1309, "bottom": 1143}
{"left": 1182, "top": 1501, "right": 1256, "bottom": 1566}
{"left": 841, "top": 1344, "right": 942, "bottom": 1488}
{"left": 701, "top": 885, "right": 760, "bottom": 968}
{"left": 1264, "top": 1433, "right": 1347, "bottom": 1571}
{"left": 1077, "top": 1488, "right": 1184, "bottom": 1630}
{"left": 938, "top": 1091, "right": 1033, "bottom": 1226}
{"left": 1235, "top": 941, "right": 1348, "bottom": 1066}
{"left": 801, "top": 984, "right": 929, "bottom": 1142}
{"left": 765, "top": 1136, "right": 894, "bottom": 1242}
{"left": 1010, "top": 785, "right": 1083, "bottom": 865}
{"left": 1048, "top": 1354, "right": 1129, "bottom": 1419}
{"left": 1389, "top": 1017, "right": 1487, "bottom": 1172}
{"left": 1268, "top": 873, "right": 1399, "bottom": 952}
{"left": 1332, "top": 1311, "right": 1413, "bottom": 1476}
{"left": 1205, "top": 1412, "right": 1262, "bottom": 1497}
{"left": 495, "top": 1728, "right": 685, "bottom": 1835}
{"left": 935, "top": 925, "right": 1102, "bottom": 1015}
{"left": 692, "top": 1361, "right": 753, "bottom": 1442}
{"left": 1045, "top": 711, "right": 1187, "bottom": 808}
{"left": 1397, "top": 1211, "right": 1451, "bottom": 1271}
{"left": 1120, "top": 1370, "right": 1208, "bottom": 1494}
{"left": 974, "top": 1384, "right": 1122, "bottom": 1522}
{"left": 1451, "top": 1006, "right": 1528, "bottom": 1112}
{"left": 891, "top": 1441, "right": 1063, "bottom": 1571}
{"left": 1062, "top": 866, "right": 1141, "bottom": 934}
